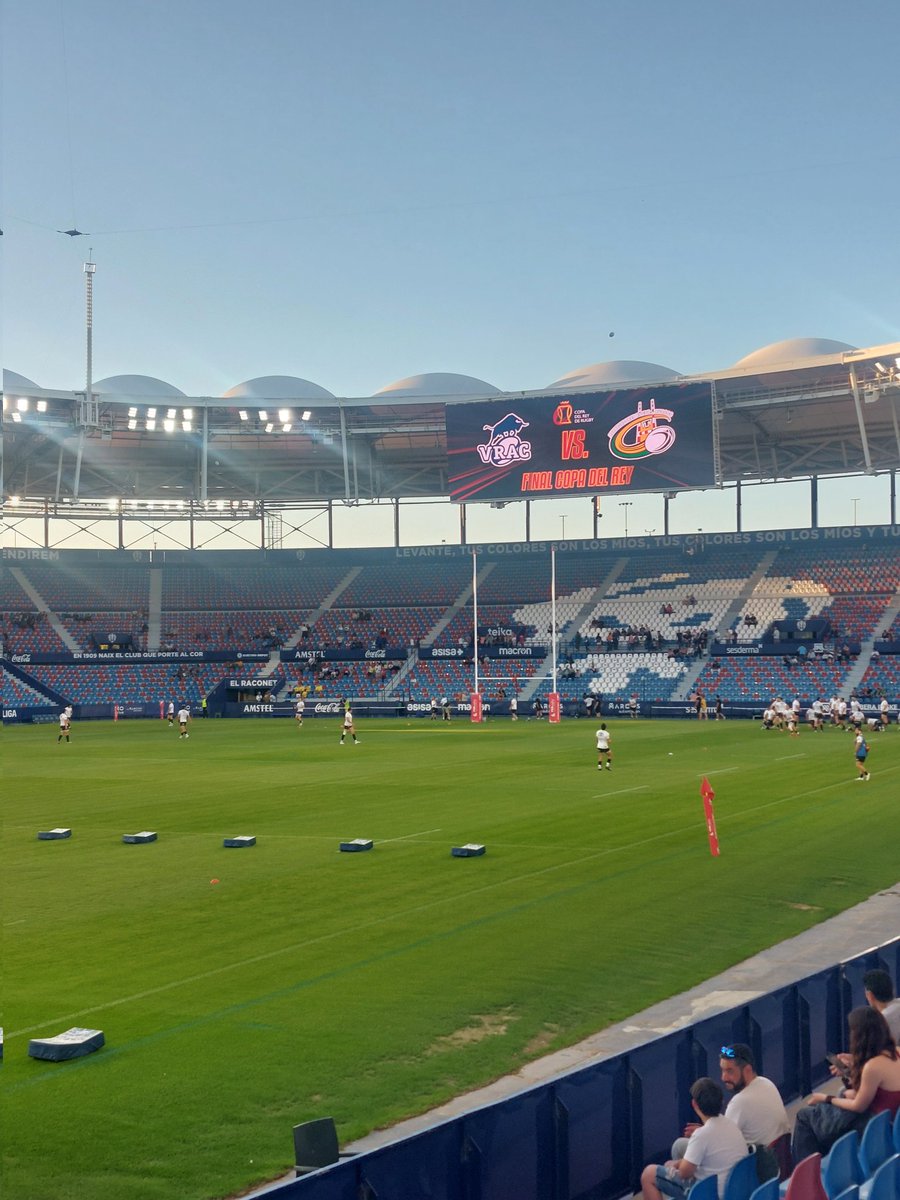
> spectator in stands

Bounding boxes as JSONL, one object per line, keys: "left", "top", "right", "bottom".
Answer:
{"left": 792, "top": 1006, "right": 900, "bottom": 1161}
{"left": 641, "top": 1076, "right": 748, "bottom": 1200}
{"left": 863, "top": 969, "right": 900, "bottom": 1042}
{"left": 672, "top": 1045, "right": 789, "bottom": 1180}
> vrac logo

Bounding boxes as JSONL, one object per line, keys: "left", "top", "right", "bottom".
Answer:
{"left": 607, "top": 397, "right": 676, "bottom": 461}
{"left": 476, "top": 413, "right": 532, "bottom": 467}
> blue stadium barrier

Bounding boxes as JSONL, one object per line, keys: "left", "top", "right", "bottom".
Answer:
{"left": 255, "top": 937, "right": 898, "bottom": 1200}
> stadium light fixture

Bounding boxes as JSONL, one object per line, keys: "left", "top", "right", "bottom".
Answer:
{"left": 146, "top": 407, "right": 157, "bottom": 418}
{"left": 146, "top": 418, "right": 157, "bottom": 431}
{"left": 128, "top": 406, "right": 138, "bottom": 417}
{"left": 265, "top": 422, "right": 274, "bottom": 433}
{"left": 258, "top": 410, "right": 268, "bottom": 421}
{"left": 238, "top": 409, "right": 248, "bottom": 421}
{"left": 166, "top": 408, "right": 177, "bottom": 419}
{"left": 11, "top": 411, "right": 22, "bottom": 422}
{"left": 127, "top": 418, "right": 138, "bottom": 430}
{"left": 36, "top": 400, "right": 48, "bottom": 412}
{"left": 282, "top": 422, "right": 292, "bottom": 432}
{"left": 301, "top": 409, "right": 312, "bottom": 421}
{"left": 278, "top": 408, "right": 291, "bottom": 423}
{"left": 874, "top": 362, "right": 888, "bottom": 375}
{"left": 182, "top": 408, "right": 193, "bottom": 419}
{"left": 182, "top": 420, "right": 192, "bottom": 432}
{"left": 163, "top": 418, "right": 175, "bottom": 432}
{"left": 16, "top": 397, "right": 29, "bottom": 411}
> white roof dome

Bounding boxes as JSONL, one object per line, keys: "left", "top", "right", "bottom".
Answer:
{"left": 734, "top": 338, "right": 857, "bottom": 368}
{"left": 372, "top": 372, "right": 501, "bottom": 398}
{"left": 94, "top": 374, "right": 186, "bottom": 397}
{"left": 546, "top": 360, "right": 681, "bottom": 389}
{"left": 3, "top": 369, "right": 40, "bottom": 392}
{"left": 223, "top": 375, "right": 334, "bottom": 400}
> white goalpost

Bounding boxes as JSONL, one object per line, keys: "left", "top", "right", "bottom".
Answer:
{"left": 469, "top": 546, "right": 561, "bottom": 721}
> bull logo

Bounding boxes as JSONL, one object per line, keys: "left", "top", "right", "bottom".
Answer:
{"left": 607, "top": 397, "right": 676, "bottom": 461}
{"left": 476, "top": 413, "right": 533, "bottom": 467}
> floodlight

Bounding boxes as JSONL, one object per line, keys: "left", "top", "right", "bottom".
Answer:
{"left": 128, "top": 406, "right": 138, "bottom": 417}
{"left": 301, "top": 410, "right": 312, "bottom": 421}
{"left": 146, "top": 407, "right": 157, "bottom": 418}
{"left": 182, "top": 420, "right": 192, "bottom": 432}
{"left": 146, "top": 418, "right": 156, "bottom": 431}
{"left": 875, "top": 362, "right": 888, "bottom": 375}
{"left": 265, "top": 422, "right": 274, "bottom": 433}
{"left": 127, "top": 418, "right": 138, "bottom": 430}
{"left": 182, "top": 408, "right": 193, "bottom": 419}
{"left": 258, "top": 410, "right": 268, "bottom": 421}
{"left": 166, "top": 408, "right": 177, "bottom": 419}
{"left": 163, "top": 418, "right": 175, "bottom": 432}
{"left": 11, "top": 411, "right": 22, "bottom": 422}
{"left": 282, "top": 422, "right": 292, "bottom": 432}
{"left": 36, "top": 400, "right": 48, "bottom": 412}
{"left": 16, "top": 397, "right": 29, "bottom": 411}
{"left": 10, "top": 495, "right": 20, "bottom": 505}
{"left": 238, "top": 409, "right": 248, "bottom": 421}
{"left": 278, "top": 409, "right": 290, "bottom": 422}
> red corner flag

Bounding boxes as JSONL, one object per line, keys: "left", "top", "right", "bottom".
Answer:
{"left": 700, "top": 777, "right": 720, "bottom": 857}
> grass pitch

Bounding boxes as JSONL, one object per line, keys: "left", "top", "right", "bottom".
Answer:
{"left": 3, "top": 714, "right": 898, "bottom": 1200}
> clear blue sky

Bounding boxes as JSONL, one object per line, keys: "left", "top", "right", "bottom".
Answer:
{"left": 3, "top": 0, "right": 899, "bottom": 400}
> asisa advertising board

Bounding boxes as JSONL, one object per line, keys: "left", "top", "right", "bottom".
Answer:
{"left": 446, "top": 381, "right": 717, "bottom": 502}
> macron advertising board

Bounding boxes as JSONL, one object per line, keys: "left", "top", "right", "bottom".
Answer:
{"left": 446, "top": 381, "right": 717, "bottom": 502}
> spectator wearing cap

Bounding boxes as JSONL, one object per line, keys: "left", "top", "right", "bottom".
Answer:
{"left": 674, "top": 1044, "right": 790, "bottom": 1181}
{"left": 642, "top": 1076, "right": 748, "bottom": 1200}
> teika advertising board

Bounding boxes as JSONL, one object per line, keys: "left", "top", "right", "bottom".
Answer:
{"left": 446, "top": 381, "right": 717, "bottom": 502}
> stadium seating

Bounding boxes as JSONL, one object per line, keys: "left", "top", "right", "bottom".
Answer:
{"left": 823, "top": 1132, "right": 863, "bottom": 1200}
{"left": 860, "top": 1114, "right": 895, "bottom": 1182}
{"left": 4, "top": 538, "right": 900, "bottom": 710}
{"left": 785, "top": 1155, "right": 828, "bottom": 1200}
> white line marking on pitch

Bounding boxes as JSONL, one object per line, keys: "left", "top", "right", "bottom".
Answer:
{"left": 3, "top": 919, "right": 26, "bottom": 926}
{"left": 698, "top": 767, "right": 741, "bottom": 776}
{"left": 775, "top": 753, "right": 807, "bottom": 761}
{"left": 591, "top": 786, "right": 650, "bottom": 799}
{"left": 378, "top": 828, "right": 442, "bottom": 844}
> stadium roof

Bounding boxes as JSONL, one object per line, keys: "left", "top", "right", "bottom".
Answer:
{"left": 3, "top": 340, "right": 899, "bottom": 510}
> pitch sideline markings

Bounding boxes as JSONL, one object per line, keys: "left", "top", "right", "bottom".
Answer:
{"left": 10, "top": 765, "right": 898, "bottom": 1040}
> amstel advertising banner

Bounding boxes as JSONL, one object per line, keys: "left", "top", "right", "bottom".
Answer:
{"left": 446, "top": 381, "right": 716, "bottom": 502}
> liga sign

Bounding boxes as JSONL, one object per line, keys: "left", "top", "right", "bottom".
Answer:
{"left": 446, "top": 381, "right": 717, "bottom": 503}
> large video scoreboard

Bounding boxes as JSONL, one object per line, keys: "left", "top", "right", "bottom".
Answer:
{"left": 446, "top": 380, "right": 717, "bottom": 502}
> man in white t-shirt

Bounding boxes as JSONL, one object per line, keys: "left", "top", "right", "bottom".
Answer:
{"left": 879, "top": 698, "right": 890, "bottom": 729}
{"left": 167, "top": 700, "right": 175, "bottom": 727}
{"left": 509, "top": 696, "right": 518, "bottom": 721}
{"left": 673, "top": 1044, "right": 789, "bottom": 1173}
{"left": 642, "top": 1077, "right": 748, "bottom": 1200}
{"left": 864, "top": 970, "right": 900, "bottom": 1043}
{"left": 177, "top": 706, "right": 191, "bottom": 738}
{"left": 294, "top": 698, "right": 305, "bottom": 727}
